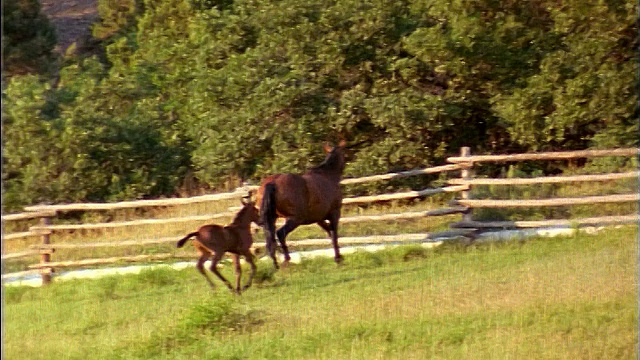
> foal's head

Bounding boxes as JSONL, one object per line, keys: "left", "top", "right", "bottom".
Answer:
{"left": 234, "top": 195, "right": 260, "bottom": 226}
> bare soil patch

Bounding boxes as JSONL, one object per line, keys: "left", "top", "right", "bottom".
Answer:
{"left": 40, "top": 0, "right": 99, "bottom": 54}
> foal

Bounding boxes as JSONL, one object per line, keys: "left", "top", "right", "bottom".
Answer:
{"left": 176, "top": 197, "right": 260, "bottom": 294}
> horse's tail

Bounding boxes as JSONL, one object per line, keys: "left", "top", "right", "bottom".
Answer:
{"left": 260, "top": 182, "right": 278, "bottom": 227}
{"left": 176, "top": 232, "right": 198, "bottom": 248}
{"left": 260, "top": 182, "right": 279, "bottom": 260}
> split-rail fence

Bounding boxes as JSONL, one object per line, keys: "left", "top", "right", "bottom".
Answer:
{"left": 3, "top": 147, "right": 638, "bottom": 285}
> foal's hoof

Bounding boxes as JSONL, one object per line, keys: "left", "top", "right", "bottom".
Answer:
{"left": 335, "top": 255, "right": 344, "bottom": 265}
{"left": 228, "top": 287, "right": 241, "bottom": 295}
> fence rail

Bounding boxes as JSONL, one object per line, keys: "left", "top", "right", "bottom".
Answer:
{"left": 27, "top": 212, "right": 238, "bottom": 232}
{"left": 2, "top": 250, "right": 41, "bottom": 260}
{"left": 340, "top": 164, "right": 464, "bottom": 185}
{"left": 3, "top": 229, "right": 52, "bottom": 241}
{"left": 342, "top": 185, "right": 467, "bottom": 205}
{"left": 447, "top": 148, "right": 639, "bottom": 163}
{"left": 25, "top": 229, "right": 478, "bottom": 270}
{"left": 22, "top": 207, "right": 470, "bottom": 255}
{"left": 447, "top": 171, "right": 639, "bottom": 186}
{"left": 452, "top": 193, "right": 639, "bottom": 208}
{"left": 15, "top": 165, "right": 465, "bottom": 214}
{"left": 1, "top": 211, "right": 57, "bottom": 222}
{"left": 21, "top": 191, "right": 251, "bottom": 213}
{"left": 2, "top": 146, "right": 638, "bottom": 286}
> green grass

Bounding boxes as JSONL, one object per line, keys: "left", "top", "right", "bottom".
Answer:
{"left": 3, "top": 225, "right": 637, "bottom": 359}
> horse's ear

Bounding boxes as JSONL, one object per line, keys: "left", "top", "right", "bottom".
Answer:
{"left": 323, "top": 142, "right": 332, "bottom": 153}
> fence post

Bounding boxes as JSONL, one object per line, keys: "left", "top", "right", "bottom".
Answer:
{"left": 460, "top": 147, "right": 473, "bottom": 223}
{"left": 39, "top": 216, "right": 53, "bottom": 285}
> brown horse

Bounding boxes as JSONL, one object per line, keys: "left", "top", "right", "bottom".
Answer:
{"left": 256, "top": 140, "right": 347, "bottom": 269}
{"left": 176, "top": 196, "right": 260, "bottom": 294}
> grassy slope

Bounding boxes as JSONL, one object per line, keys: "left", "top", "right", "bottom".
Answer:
{"left": 3, "top": 225, "right": 637, "bottom": 359}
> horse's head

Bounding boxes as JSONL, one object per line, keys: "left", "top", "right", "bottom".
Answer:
{"left": 319, "top": 139, "right": 347, "bottom": 174}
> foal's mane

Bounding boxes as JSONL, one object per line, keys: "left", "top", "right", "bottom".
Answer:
{"left": 231, "top": 204, "right": 252, "bottom": 225}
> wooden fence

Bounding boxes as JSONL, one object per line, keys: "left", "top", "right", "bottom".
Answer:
{"left": 447, "top": 147, "right": 639, "bottom": 229}
{"left": 2, "top": 147, "right": 638, "bottom": 285}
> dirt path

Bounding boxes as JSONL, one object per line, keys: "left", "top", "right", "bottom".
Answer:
{"left": 40, "top": 0, "right": 99, "bottom": 54}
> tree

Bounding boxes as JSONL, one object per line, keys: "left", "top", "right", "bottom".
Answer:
{"left": 492, "top": 0, "right": 638, "bottom": 151}
{"left": 2, "top": 75, "right": 58, "bottom": 210}
{"left": 3, "top": 0, "right": 637, "bottom": 210}
{"left": 2, "top": 0, "right": 58, "bottom": 77}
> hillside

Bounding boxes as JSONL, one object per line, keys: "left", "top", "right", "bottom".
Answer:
{"left": 40, "top": 0, "right": 98, "bottom": 54}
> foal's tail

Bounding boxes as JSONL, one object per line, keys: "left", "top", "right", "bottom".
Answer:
{"left": 260, "top": 182, "right": 278, "bottom": 227}
{"left": 176, "top": 232, "right": 198, "bottom": 248}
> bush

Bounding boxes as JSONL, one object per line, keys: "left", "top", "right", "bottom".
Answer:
{"left": 2, "top": 0, "right": 58, "bottom": 77}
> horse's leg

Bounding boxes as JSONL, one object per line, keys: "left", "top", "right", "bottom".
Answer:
{"left": 232, "top": 254, "right": 242, "bottom": 294}
{"left": 242, "top": 251, "right": 257, "bottom": 291}
{"left": 317, "top": 220, "right": 341, "bottom": 262}
{"left": 316, "top": 220, "right": 333, "bottom": 238}
{"left": 209, "top": 252, "right": 235, "bottom": 293}
{"left": 327, "top": 210, "right": 343, "bottom": 264}
{"left": 196, "top": 254, "right": 216, "bottom": 289}
{"left": 276, "top": 219, "right": 299, "bottom": 267}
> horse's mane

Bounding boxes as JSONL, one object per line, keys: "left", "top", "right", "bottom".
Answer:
{"left": 309, "top": 148, "right": 344, "bottom": 175}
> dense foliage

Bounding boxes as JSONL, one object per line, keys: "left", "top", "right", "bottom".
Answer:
{"left": 2, "top": 0, "right": 637, "bottom": 211}
{"left": 2, "top": 0, "right": 58, "bottom": 77}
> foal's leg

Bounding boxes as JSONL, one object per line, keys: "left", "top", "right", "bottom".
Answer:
{"left": 242, "top": 251, "right": 257, "bottom": 291}
{"left": 209, "top": 252, "right": 235, "bottom": 293}
{"left": 196, "top": 254, "right": 217, "bottom": 289}
{"left": 327, "top": 210, "right": 343, "bottom": 264}
{"left": 276, "top": 219, "right": 299, "bottom": 267}
{"left": 232, "top": 254, "right": 242, "bottom": 294}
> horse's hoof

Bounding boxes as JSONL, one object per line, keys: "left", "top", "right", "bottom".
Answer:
{"left": 335, "top": 255, "right": 344, "bottom": 265}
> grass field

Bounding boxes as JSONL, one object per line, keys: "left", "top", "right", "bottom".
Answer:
{"left": 3, "top": 225, "right": 637, "bottom": 359}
